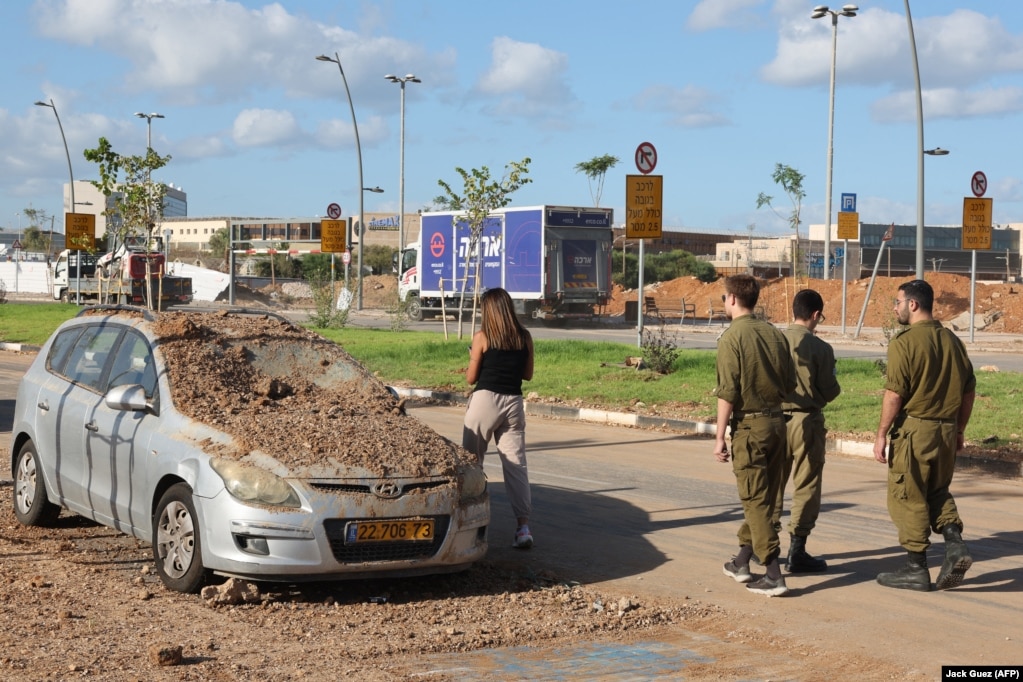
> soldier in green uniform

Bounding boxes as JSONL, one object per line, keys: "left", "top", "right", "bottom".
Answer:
{"left": 774, "top": 289, "right": 841, "bottom": 572}
{"left": 715, "top": 274, "right": 797, "bottom": 597}
{"left": 873, "top": 279, "right": 976, "bottom": 591}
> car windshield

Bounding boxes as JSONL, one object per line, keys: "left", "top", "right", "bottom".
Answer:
{"left": 148, "top": 311, "right": 470, "bottom": 476}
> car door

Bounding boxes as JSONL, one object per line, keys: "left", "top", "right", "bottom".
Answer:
{"left": 47, "top": 324, "right": 124, "bottom": 519}
{"left": 85, "top": 329, "right": 158, "bottom": 535}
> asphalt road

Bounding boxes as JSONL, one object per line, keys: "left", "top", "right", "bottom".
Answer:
{"left": 2, "top": 349, "right": 1021, "bottom": 679}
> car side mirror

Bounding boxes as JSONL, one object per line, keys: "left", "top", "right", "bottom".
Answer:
{"left": 105, "top": 384, "right": 151, "bottom": 412}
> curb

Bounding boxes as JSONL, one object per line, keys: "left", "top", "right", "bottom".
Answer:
{"left": 391, "top": 387, "right": 1022, "bottom": 480}
{"left": 0, "top": 342, "right": 41, "bottom": 353}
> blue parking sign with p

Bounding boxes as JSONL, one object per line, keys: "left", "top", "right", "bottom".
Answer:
{"left": 841, "top": 193, "right": 856, "bottom": 212}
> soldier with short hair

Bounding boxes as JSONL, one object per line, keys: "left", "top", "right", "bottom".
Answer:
{"left": 873, "top": 279, "right": 976, "bottom": 591}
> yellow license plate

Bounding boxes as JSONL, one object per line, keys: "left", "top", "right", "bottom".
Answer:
{"left": 346, "top": 519, "right": 434, "bottom": 543}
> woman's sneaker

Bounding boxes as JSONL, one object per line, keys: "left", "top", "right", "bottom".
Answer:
{"left": 513, "top": 525, "right": 534, "bottom": 549}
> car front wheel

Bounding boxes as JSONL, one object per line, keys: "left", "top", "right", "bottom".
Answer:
{"left": 153, "top": 483, "right": 209, "bottom": 593}
{"left": 13, "top": 441, "right": 61, "bottom": 527}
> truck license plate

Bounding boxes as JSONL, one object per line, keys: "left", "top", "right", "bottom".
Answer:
{"left": 345, "top": 519, "right": 434, "bottom": 544}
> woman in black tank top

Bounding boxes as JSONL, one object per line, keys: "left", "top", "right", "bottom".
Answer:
{"left": 463, "top": 288, "right": 535, "bottom": 549}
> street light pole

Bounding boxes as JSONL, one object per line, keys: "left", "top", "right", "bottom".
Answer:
{"left": 812, "top": 4, "right": 857, "bottom": 282}
{"left": 903, "top": 0, "right": 931, "bottom": 279}
{"left": 385, "top": 74, "right": 421, "bottom": 282}
{"left": 317, "top": 52, "right": 367, "bottom": 310}
{"left": 135, "top": 112, "right": 164, "bottom": 149}
{"left": 34, "top": 99, "right": 75, "bottom": 210}
{"left": 135, "top": 112, "right": 165, "bottom": 246}
{"left": 35, "top": 98, "right": 79, "bottom": 300}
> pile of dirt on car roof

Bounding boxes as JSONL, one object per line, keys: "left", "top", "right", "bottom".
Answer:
{"left": 151, "top": 310, "right": 473, "bottom": 476}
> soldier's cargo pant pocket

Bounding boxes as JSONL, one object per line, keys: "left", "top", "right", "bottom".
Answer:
{"left": 887, "top": 429, "right": 909, "bottom": 501}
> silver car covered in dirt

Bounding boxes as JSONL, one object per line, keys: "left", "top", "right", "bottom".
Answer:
{"left": 10, "top": 307, "right": 489, "bottom": 593}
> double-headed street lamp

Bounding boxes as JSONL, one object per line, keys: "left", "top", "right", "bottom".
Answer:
{"left": 135, "top": 112, "right": 165, "bottom": 240}
{"left": 317, "top": 52, "right": 370, "bottom": 310}
{"left": 812, "top": 4, "right": 857, "bottom": 281}
{"left": 135, "top": 112, "right": 164, "bottom": 149}
{"left": 384, "top": 73, "right": 421, "bottom": 279}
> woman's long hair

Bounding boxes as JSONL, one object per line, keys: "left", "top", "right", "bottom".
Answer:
{"left": 479, "top": 288, "right": 530, "bottom": 351}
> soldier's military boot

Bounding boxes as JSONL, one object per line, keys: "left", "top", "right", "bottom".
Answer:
{"left": 935, "top": 524, "right": 972, "bottom": 590}
{"left": 876, "top": 551, "right": 931, "bottom": 591}
{"left": 786, "top": 534, "right": 828, "bottom": 573}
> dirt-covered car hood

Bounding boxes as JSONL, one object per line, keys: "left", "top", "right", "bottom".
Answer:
{"left": 147, "top": 310, "right": 474, "bottom": 479}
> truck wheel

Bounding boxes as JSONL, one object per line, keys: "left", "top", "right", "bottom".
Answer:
{"left": 406, "top": 296, "right": 424, "bottom": 322}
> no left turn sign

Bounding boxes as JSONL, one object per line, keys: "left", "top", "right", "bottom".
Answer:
{"left": 327, "top": 202, "right": 342, "bottom": 219}
{"left": 635, "top": 142, "right": 657, "bottom": 175}
{"left": 971, "top": 171, "right": 987, "bottom": 198}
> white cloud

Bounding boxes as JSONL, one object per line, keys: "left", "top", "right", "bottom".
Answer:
{"left": 633, "top": 84, "right": 731, "bottom": 128}
{"left": 763, "top": 8, "right": 1023, "bottom": 90}
{"left": 474, "top": 37, "right": 574, "bottom": 117}
{"left": 232, "top": 109, "right": 301, "bottom": 148}
{"left": 687, "top": 0, "right": 766, "bottom": 32}
{"left": 872, "top": 86, "right": 1023, "bottom": 123}
{"left": 31, "top": 0, "right": 451, "bottom": 107}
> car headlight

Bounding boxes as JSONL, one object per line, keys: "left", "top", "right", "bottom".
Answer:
{"left": 210, "top": 458, "right": 302, "bottom": 509}
{"left": 457, "top": 462, "right": 488, "bottom": 502}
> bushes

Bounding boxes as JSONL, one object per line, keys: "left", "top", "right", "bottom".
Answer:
{"left": 612, "top": 249, "right": 717, "bottom": 289}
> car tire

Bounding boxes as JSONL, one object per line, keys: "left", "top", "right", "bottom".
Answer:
{"left": 13, "top": 441, "right": 61, "bottom": 527}
{"left": 153, "top": 483, "right": 209, "bottom": 593}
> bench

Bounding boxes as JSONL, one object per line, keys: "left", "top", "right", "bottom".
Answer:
{"left": 644, "top": 297, "right": 699, "bottom": 325}
{"left": 707, "top": 297, "right": 728, "bottom": 326}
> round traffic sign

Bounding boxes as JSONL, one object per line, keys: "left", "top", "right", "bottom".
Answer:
{"left": 635, "top": 142, "right": 657, "bottom": 175}
{"left": 971, "top": 171, "right": 987, "bottom": 198}
{"left": 327, "top": 202, "right": 342, "bottom": 219}
{"left": 342, "top": 250, "right": 351, "bottom": 265}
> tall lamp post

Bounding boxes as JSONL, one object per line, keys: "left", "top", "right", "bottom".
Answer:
{"left": 812, "top": 4, "right": 857, "bottom": 281}
{"left": 36, "top": 98, "right": 79, "bottom": 300}
{"left": 35, "top": 99, "right": 75, "bottom": 210}
{"left": 317, "top": 52, "right": 369, "bottom": 310}
{"left": 135, "top": 112, "right": 165, "bottom": 245}
{"left": 135, "top": 112, "right": 164, "bottom": 148}
{"left": 903, "top": 0, "right": 932, "bottom": 279}
{"left": 384, "top": 73, "right": 421, "bottom": 280}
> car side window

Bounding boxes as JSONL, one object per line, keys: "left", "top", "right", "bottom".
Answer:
{"left": 107, "top": 331, "right": 157, "bottom": 398}
{"left": 60, "top": 326, "right": 123, "bottom": 393}
{"left": 46, "top": 327, "right": 86, "bottom": 375}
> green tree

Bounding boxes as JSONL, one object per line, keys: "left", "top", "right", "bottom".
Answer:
{"left": 363, "top": 244, "right": 396, "bottom": 275}
{"left": 756, "top": 163, "right": 806, "bottom": 277}
{"left": 83, "top": 137, "right": 171, "bottom": 251}
{"left": 20, "top": 207, "right": 52, "bottom": 252}
{"left": 575, "top": 154, "right": 619, "bottom": 207}
{"left": 612, "top": 249, "right": 717, "bottom": 289}
{"left": 436, "top": 157, "right": 532, "bottom": 338}
{"left": 208, "top": 227, "right": 230, "bottom": 265}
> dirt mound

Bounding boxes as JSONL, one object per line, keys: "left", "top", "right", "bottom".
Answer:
{"left": 611, "top": 273, "right": 1023, "bottom": 332}
{"left": 152, "top": 310, "right": 468, "bottom": 475}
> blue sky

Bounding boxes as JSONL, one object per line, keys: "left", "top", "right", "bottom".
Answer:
{"left": 2, "top": 0, "right": 1022, "bottom": 240}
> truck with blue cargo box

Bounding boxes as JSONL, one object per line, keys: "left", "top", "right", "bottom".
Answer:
{"left": 397, "top": 205, "right": 614, "bottom": 321}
